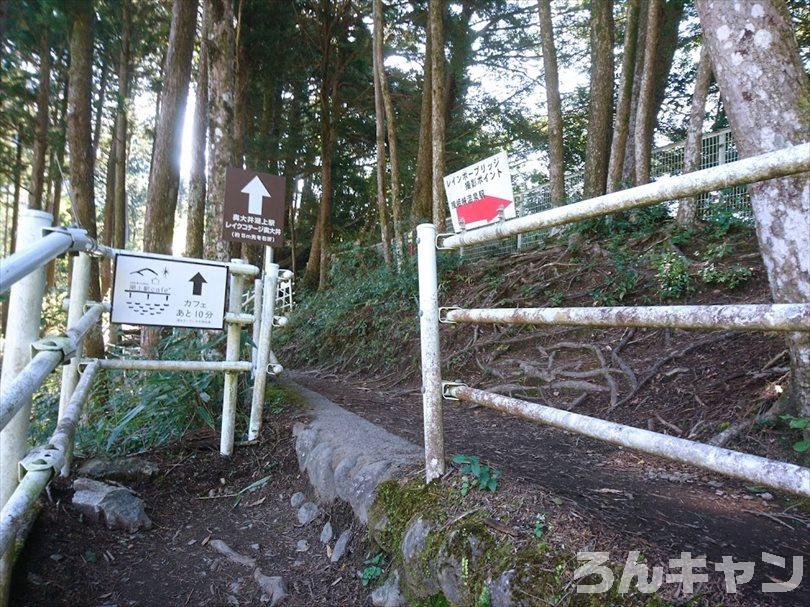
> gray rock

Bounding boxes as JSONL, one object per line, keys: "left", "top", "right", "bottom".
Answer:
{"left": 78, "top": 457, "right": 158, "bottom": 481}
{"left": 208, "top": 539, "right": 256, "bottom": 568}
{"left": 253, "top": 570, "right": 287, "bottom": 606}
{"left": 437, "top": 528, "right": 490, "bottom": 605}
{"left": 489, "top": 569, "right": 515, "bottom": 607}
{"left": 371, "top": 569, "right": 406, "bottom": 607}
{"left": 400, "top": 517, "right": 440, "bottom": 597}
{"left": 333, "top": 455, "right": 360, "bottom": 503}
{"left": 330, "top": 529, "right": 352, "bottom": 563}
{"left": 290, "top": 492, "right": 306, "bottom": 508}
{"left": 347, "top": 460, "right": 391, "bottom": 523}
{"left": 297, "top": 502, "right": 319, "bottom": 525}
{"left": 71, "top": 478, "right": 151, "bottom": 533}
{"left": 305, "top": 442, "right": 337, "bottom": 501}
{"left": 320, "top": 522, "right": 333, "bottom": 544}
{"left": 293, "top": 425, "right": 319, "bottom": 471}
{"left": 228, "top": 578, "right": 246, "bottom": 594}
{"left": 295, "top": 539, "right": 309, "bottom": 553}
{"left": 225, "top": 595, "right": 239, "bottom": 606}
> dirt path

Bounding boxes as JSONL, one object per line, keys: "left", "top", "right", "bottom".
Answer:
{"left": 290, "top": 371, "right": 810, "bottom": 605}
{"left": 11, "top": 405, "right": 372, "bottom": 607}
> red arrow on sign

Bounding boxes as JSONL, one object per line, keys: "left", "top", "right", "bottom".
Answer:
{"left": 456, "top": 195, "right": 512, "bottom": 225}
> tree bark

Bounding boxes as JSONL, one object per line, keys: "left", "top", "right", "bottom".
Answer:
{"left": 372, "top": 0, "right": 392, "bottom": 267}
{"left": 91, "top": 48, "right": 110, "bottom": 156}
{"left": 46, "top": 71, "right": 69, "bottom": 290}
{"left": 66, "top": 0, "right": 103, "bottom": 357}
{"left": 622, "top": 0, "right": 649, "bottom": 185}
{"left": 583, "top": 0, "right": 614, "bottom": 198}
{"left": 428, "top": 0, "right": 446, "bottom": 230}
{"left": 30, "top": 31, "right": 51, "bottom": 211}
{"left": 607, "top": 0, "right": 640, "bottom": 193}
{"left": 675, "top": 43, "right": 712, "bottom": 228}
{"left": 113, "top": 0, "right": 131, "bottom": 255}
{"left": 142, "top": 0, "right": 197, "bottom": 257}
{"left": 411, "top": 19, "right": 432, "bottom": 224}
{"left": 185, "top": 2, "right": 208, "bottom": 259}
{"left": 101, "top": 131, "right": 117, "bottom": 295}
{"left": 696, "top": 0, "right": 810, "bottom": 413}
{"left": 633, "top": 0, "right": 660, "bottom": 185}
{"left": 380, "top": 54, "right": 403, "bottom": 265}
{"left": 204, "top": 0, "right": 236, "bottom": 262}
{"left": 537, "top": 0, "right": 565, "bottom": 206}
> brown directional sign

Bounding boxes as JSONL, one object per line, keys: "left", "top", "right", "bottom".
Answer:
{"left": 223, "top": 167, "right": 285, "bottom": 247}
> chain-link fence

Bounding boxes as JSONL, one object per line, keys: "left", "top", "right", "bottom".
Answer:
{"left": 459, "top": 129, "right": 752, "bottom": 262}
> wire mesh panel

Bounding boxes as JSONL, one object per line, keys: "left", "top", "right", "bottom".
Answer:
{"left": 277, "top": 279, "right": 294, "bottom": 315}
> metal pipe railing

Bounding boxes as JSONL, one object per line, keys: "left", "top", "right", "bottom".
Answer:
{"left": 0, "top": 231, "right": 73, "bottom": 294}
{"left": 0, "top": 302, "right": 105, "bottom": 431}
{"left": 96, "top": 359, "right": 253, "bottom": 373}
{"left": 443, "top": 303, "right": 810, "bottom": 332}
{"left": 446, "top": 384, "right": 810, "bottom": 497}
{"left": 440, "top": 143, "right": 810, "bottom": 249}
{"left": 0, "top": 361, "right": 100, "bottom": 557}
{"left": 220, "top": 260, "right": 247, "bottom": 456}
{"left": 247, "top": 255, "right": 279, "bottom": 441}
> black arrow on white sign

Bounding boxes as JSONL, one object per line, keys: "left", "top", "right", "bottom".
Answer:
{"left": 189, "top": 272, "right": 207, "bottom": 296}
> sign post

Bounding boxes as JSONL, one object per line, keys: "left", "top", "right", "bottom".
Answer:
{"left": 443, "top": 151, "right": 515, "bottom": 233}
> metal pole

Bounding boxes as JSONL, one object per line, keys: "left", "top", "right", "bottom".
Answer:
{"left": 52, "top": 361, "right": 100, "bottom": 476}
{"left": 220, "top": 259, "right": 246, "bottom": 456}
{"left": 97, "top": 359, "right": 253, "bottom": 373}
{"left": 443, "top": 303, "right": 810, "bottom": 332}
{"left": 251, "top": 278, "right": 263, "bottom": 378}
{"left": 0, "top": 231, "right": 72, "bottom": 294}
{"left": 441, "top": 143, "right": 810, "bottom": 249}
{"left": 247, "top": 251, "right": 279, "bottom": 441}
{"left": 59, "top": 252, "right": 91, "bottom": 420}
{"left": 447, "top": 385, "right": 810, "bottom": 497}
{"left": 0, "top": 208, "right": 50, "bottom": 602}
{"left": 416, "top": 224, "right": 445, "bottom": 481}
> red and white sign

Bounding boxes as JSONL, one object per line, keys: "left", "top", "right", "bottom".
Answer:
{"left": 444, "top": 151, "right": 515, "bottom": 233}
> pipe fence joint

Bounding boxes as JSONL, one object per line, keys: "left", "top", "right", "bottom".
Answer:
{"left": 31, "top": 336, "right": 75, "bottom": 365}
{"left": 273, "top": 316, "right": 288, "bottom": 328}
{"left": 18, "top": 445, "right": 62, "bottom": 481}
{"left": 441, "top": 381, "right": 466, "bottom": 400}
{"left": 435, "top": 232, "right": 456, "bottom": 251}
{"left": 439, "top": 307, "right": 461, "bottom": 324}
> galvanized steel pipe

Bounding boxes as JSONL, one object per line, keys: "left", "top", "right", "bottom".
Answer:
{"left": 0, "top": 231, "right": 72, "bottom": 294}
{"left": 417, "top": 224, "right": 446, "bottom": 481}
{"left": 59, "top": 253, "right": 91, "bottom": 420}
{"left": 441, "top": 143, "right": 810, "bottom": 249}
{"left": 52, "top": 361, "right": 100, "bottom": 475}
{"left": 444, "top": 303, "right": 810, "bottom": 332}
{"left": 97, "top": 359, "right": 253, "bottom": 373}
{"left": 447, "top": 385, "right": 810, "bottom": 497}
{"left": 221, "top": 261, "right": 247, "bottom": 456}
{"left": 248, "top": 256, "right": 279, "bottom": 441}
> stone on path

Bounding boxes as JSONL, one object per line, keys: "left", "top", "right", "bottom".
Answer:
{"left": 290, "top": 492, "right": 306, "bottom": 508}
{"left": 296, "top": 502, "right": 319, "bottom": 525}
{"left": 71, "top": 478, "right": 151, "bottom": 533}
{"left": 319, "top": 521, "right": 333, "bottom": 544}
{"left": 295, "top": 539, "right": 309, "bottom": 553}
{"left": 254, "top": 570, "right": 287, "bottom": 606}
{"left": 330, "top": 529, "right": 352, "bottom": 563}
{"left": 78, "top": 457, "right": 158, "bottom": 481}
{"left": 208, "top": 539, "right": 256, "bottom": 568}
{"left": 371, "top": 569, "right": 406, "bottom": 607}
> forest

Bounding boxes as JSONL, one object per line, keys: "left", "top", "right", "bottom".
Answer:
{"left": 1, "top": 0, "right": 810, "bottom": 606}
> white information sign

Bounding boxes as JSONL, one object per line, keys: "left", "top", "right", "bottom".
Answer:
{"left": 111, "top": 253, "right": 229, "bottom": 330}
{"left": 443, "top": 151, "right": 516, "bottom": 233}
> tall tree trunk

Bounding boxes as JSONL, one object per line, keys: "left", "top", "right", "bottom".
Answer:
{"left": 91, "top": 48, "right": 110, "bottom": 156}
{"left": 204, "top": 0, "right": 236, "bottom": 262}
{"left": 411, "top": 20, "right": 432, "bottom": 224}
{"left": 583, "top": 0, "right": 614, "bottom": 198}
{"left": 633, "top": 0, "right": 660, "bottom": 185}
{"left": 372, "top": 0, "right": 392, "bottom": 267}
{"left": 46, "top": 72, "right": 69, "bottom": 290}
{"left": 1, "top": 130, "right": 22, "bottom": 332}
{"left": 607, "top": 0, "right": 640, "bottom": 193}
{"left": 622, "top": 0, "right": 649, "bottom": 185}
{"left": 66, "top": 0, "right": 103, "bottom": 357}
{"left": 30, "top": 31, "right": 51, "bottom": 211}
{"left": 697, "top": 0, "right": 810, "bottom": 414}
{"left": 142, "top": 0, "right": 197, "bottom": 256}
{"left": 113, "top": 0, "right": 131, "bottom": 255}
{"left": 380, "top": 58, "right": 403, "bottom": 265}
{"left": 428, "top": 0, "right": 446, "bottom": 230}
{"left": 185, "top": 4, "right": 208, "bottom": 259}
{"left": 675, "top": 44, "right": 712, "bottom": 228}
{"left": 537, "top": 0, "right": 565, "bottom": 206}
{"left": 100, "top": 132, "right": 117, "bottom": 295}
{"left": 317, "top": 86, "right": 338, "bottom": 290}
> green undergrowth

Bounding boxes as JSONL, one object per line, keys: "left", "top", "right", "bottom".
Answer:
{"left": 368, "top": 478, "right": 680, "bottom": 607}
{"left": 29, "top": 329, "right": 296, "bottom": 457}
